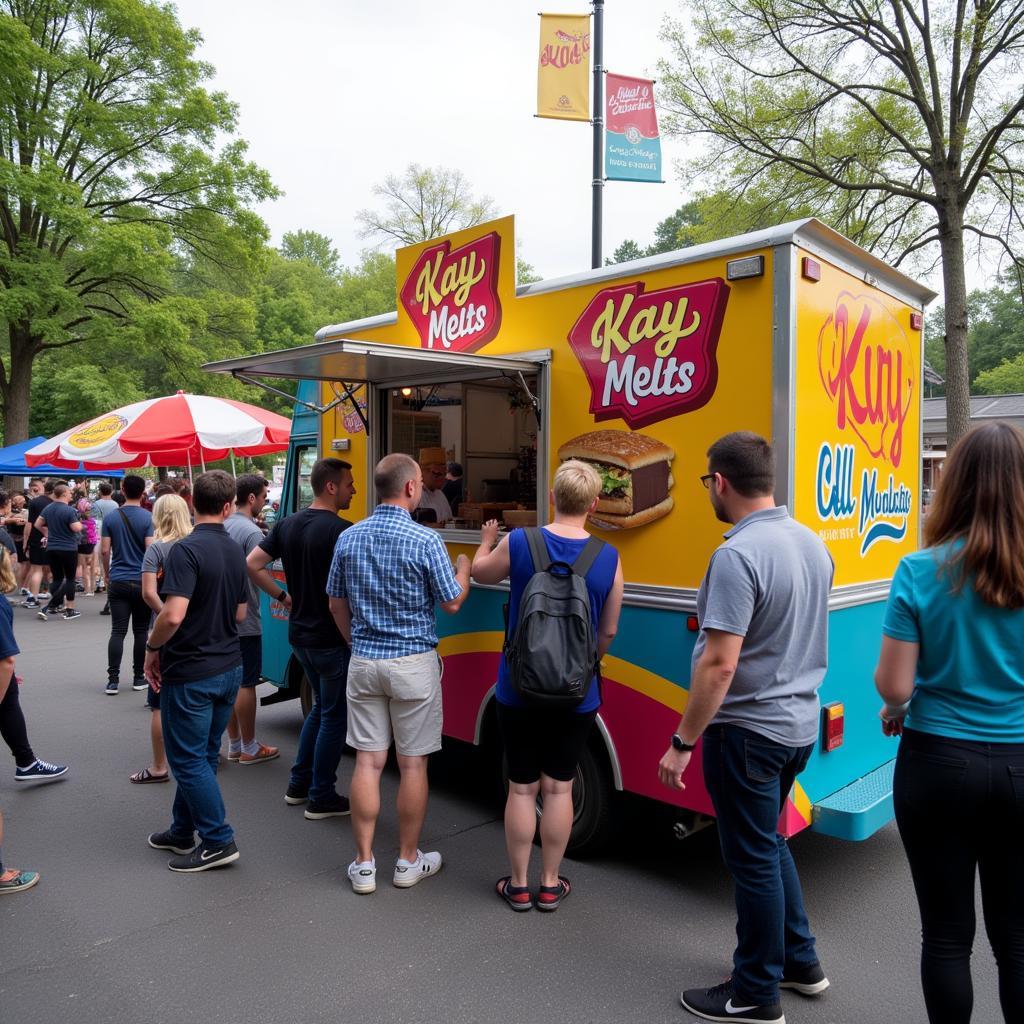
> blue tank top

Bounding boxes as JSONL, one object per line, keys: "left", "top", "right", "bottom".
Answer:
{"left": 496, "top": 528, "right": 619, "bottom": 713}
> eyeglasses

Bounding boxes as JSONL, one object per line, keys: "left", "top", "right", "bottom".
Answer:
{"left": 699, "top": 473, "right": 716, "bottom": 489}
{"left": 426, "top": 468, "right": 445, "bottom": 477}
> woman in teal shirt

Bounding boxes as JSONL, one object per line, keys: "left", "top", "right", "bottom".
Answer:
{"left": 875, "top": 421, "right": 1024, "bottom": 1024}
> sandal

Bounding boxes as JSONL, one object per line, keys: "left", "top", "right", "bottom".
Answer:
{"left": 0, "top": 869, "right": 40, "bottom": 894}
{"left": 129, "top": 767, "right": 170, "bottom": 784}
{"left": 536, "top": 876, "right": 571, "bottom": 911}
{"left": 496, "top": 875, "right": 534, "bottom": 912}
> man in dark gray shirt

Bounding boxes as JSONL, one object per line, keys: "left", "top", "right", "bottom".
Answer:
{"left": 658, "top": 432, "right": 833, "bottom": 1024}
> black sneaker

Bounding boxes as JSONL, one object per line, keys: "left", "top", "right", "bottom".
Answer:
{"left": 131, "top": 677, "right": 148, "bottom": 691}
{"left": 284, "top": 783, "right": 309, "bottom": 806}
{"left": 15, "top": 759, "right": 69, "bottom": 783}
{"left": 780, "top": 962, "right": 829, "bottom": 996}
{"left": 62, "top": 609, "right": 81, "bottom": 621}
{"left": 304, "top": 794, "right": 351, "bottom": 819}
{"left": 105, "top": 681, "right": 119, "bottom": 695}
{"left": 147, "top": 830, "right": 195, "bottom": 855}
{"left": 680, "top": 981, "right": 784, "bottom": 1024}
{"left": 100, "top": 602, "right": 110, "bottom": 616}
{"left": 167, "top": 840, "right": 239, "bottom": 873}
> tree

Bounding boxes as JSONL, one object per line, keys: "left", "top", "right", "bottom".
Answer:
{"left": 279, "top": 229, "right": 340, "bottom": 278}
{"left": 606, "top": 239, "right": 645, "bottom": 266}
{"left": 0, "top": 1, "right": 276, "bottom": 444}
{"left": 660, "top": 0, "right": 1024, "bottom": 446}
{"left": 356, "top": 164, "right": 497, "bottom": 246}
{"left": 974, "top": 353, "right": 1024, "bottom": 394}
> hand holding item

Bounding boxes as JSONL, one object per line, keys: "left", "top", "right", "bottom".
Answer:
{"left": 879, "top": 701, "right": 909, "bottom": 736}
{"left": 658, "top": 747, "right": 690, "bottom": 791}
{"left": 144, "top": 649, "right": 162, "bottom": 693}
{"left": 481, "top": 519, "right": 500, "bottom": 548}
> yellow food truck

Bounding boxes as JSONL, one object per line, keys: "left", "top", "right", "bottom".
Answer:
{"left": 205, "top": 215, "right": 933, "bottom": 855}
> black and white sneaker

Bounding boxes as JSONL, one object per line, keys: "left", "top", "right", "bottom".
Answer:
{"left": 105, "top": 681, "right": 119, "bottom": 695}
{"left": 131, "top": 677, "right": 148, "bottom": 691}
{"left": 393, "top": 849, "right": 442, "bottom": 888}
{"left": 147, "top": 830, "right": 195, "bottom": 855}
{"left": 36, "top": 609, "right": 47, "bottom": 621}
{"left": 780, "top": 962, "right": 829, "bottom": 996}
{"left": 284, "top": 783, "right": 309, "bottom": 805}
{"left": 304, "top": 794, "right": 351, "bottom": 819}
{"left": 62, "top": 609, "right": 81, "bottom": 621}
{"left": 680, "top": 981, "right": 784, "bottom": 1023}
{"left": 15, "top": 759, "right": 69, "bottom": 783}
{"left": 167, "top": 841, "right": 239, "bottom": 873}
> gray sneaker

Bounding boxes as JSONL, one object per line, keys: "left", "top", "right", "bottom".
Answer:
{"left": 393, "top": 849, "right": 442, "bottom": 888}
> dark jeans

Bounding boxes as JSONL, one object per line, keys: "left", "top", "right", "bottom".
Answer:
{"left": 895, "top": 727, "right": 1024, "bottom": 1024}
{"left": 0, "top": 676, "right": 34, "bottom": 767}
{"left": 107, "top": 579, "right": 149, "bottom": 684}
{"left": 160, "top": 665, "right": 242, "bottom": 848}
{"left": 45, "top": 550, "right": 78, "bottom": 611}
{"left": 292, "top": 645, "right": 350, "bottom": 802}
{"left": 702, "top": 723, "right": 818, "bottom": 1005}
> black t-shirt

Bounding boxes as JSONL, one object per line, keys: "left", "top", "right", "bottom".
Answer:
{"left": 260, "top": 507, "right": 351, "bottom": 649}
{"left": 160, "top": 523, "right": 248, "bottom": 685}
{"left": 26, "top": 495, "right": 51, "bottom": 548}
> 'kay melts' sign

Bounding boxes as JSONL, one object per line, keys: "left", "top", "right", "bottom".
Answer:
{"left": 568, "top": 278, "right": 730, "bottom": 428}
{"left": 399, "top": 232, "right": 502, "bottom": 352}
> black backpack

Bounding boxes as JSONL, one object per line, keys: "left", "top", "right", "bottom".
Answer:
{"left": 503, "top": 528, "right": 606, "bottom": 709}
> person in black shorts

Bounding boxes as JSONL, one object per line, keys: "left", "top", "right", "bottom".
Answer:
{"left": 5, "top": 494, "right": 27, "bottom": 589}
{"left": 471, "top": 460, "right": 624, "bottom": 912}
{"left": 35, "top": 484, "right": 83, "bottom": 621}
{"left": 22, "top": 479, "right": 52, "bottom": 608}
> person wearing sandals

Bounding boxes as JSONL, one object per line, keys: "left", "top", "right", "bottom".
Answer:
{"left": 471, "top": 460, "right": 623, "bottom": 913}
{"left": 132, "top": 494, "right": 193, "bottom": 785}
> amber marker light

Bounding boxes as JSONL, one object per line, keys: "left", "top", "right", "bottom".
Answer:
{"left": 822, "top": 702, "right": 845, "bottom": 752}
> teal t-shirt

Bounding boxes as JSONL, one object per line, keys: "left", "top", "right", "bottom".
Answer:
{"left": 883, "top": 543, "right": 1024, "bottom": 742}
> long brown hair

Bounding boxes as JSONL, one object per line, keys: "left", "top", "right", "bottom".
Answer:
{"left": 924, "top": 420, "right": 1024, "bottom": 608}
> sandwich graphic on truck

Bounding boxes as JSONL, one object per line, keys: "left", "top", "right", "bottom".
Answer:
{"left": 557, "top": 429, "right": 675, "bottom": 530}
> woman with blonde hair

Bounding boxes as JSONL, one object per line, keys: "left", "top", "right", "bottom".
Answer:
{"left": 875, "top": 421, "right": 1024, "bottom": 1023}
{"left": 130, "top": 494, "right": 192, "bottom": 784}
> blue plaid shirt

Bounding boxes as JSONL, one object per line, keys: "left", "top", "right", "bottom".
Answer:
{"left": 326, "top": 503, "right": 462, "bottom": 660}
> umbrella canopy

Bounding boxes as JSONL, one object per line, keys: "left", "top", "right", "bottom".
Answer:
{"left": 24, "top": 392, "right": 292, "bottom": 470}
{"left": 0, "top": 436, "right": 124, "bottom": 477}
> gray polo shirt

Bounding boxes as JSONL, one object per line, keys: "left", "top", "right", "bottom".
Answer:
{"left": 224, "top": 511, "right": 263, "bottom": 638}
{"left": 691, "top": 506, "right": 834, "bottom": 747}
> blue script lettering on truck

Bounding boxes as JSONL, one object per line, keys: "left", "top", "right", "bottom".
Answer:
{"left": 858, "top": 470, "right": 913, "bottom": 554}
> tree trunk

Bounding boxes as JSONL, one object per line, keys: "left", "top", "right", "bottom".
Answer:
{"left": 939, "top": 218, "right": 972, "bottom": 448}
{"left": 2, "top": 329, "right": 36, "bottom": 493}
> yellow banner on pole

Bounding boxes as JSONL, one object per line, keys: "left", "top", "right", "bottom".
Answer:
{"left": 537, "top": 13, "right": 591, "bottom": 121}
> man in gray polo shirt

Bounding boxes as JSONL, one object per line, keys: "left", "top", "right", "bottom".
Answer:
{"left": 658, "top": 431, "right": 833, "bottom": 1024}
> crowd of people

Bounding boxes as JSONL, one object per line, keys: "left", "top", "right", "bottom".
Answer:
{"left": 0, "top": 424, "right": 1021, "bottom": 1024}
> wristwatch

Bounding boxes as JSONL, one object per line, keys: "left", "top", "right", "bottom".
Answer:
{"left": 671, "top": 733, "right": 696, "bottom": 752}
{"left": 145, "top": 642, "right": 162, "bottom": 653}
{"left": 276, "top": 589, "right": 287, "bottom": 602}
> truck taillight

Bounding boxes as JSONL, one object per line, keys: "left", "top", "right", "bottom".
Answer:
{"left": 686, "top": 615, "right": 699, "bottom": 632}
{"left": 822, "top": 702, "right": 844, "bottom": 752}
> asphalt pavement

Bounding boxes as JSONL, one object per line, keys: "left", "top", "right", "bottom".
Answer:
{"left": 0, "top": 598, "right": 1001, "bottom": 1024}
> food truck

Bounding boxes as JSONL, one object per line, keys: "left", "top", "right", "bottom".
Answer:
{"left": 204, "top": 215, "right": 934, "bottom": 855}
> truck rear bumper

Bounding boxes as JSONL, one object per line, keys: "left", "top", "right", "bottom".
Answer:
{"left": 811, "top": 759, "right": 895, "bottom": 841}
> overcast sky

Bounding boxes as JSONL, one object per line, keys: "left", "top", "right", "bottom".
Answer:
{"left": 170, "top": 0, "right": 689, "bottom": 279}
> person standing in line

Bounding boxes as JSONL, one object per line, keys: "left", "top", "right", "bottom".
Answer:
{"left": 101, "top": 475, "right": 153, "bottom": 695}
{"left": 658, "top": 432, "right": 833, "bottom": 1024}
{"left": 93, "top": 481, "right": 118, "bottom": 596}
{"left": 22, "top": 479, "right": 52, "bottom": 609}
{"left": 875, "top": 422, "right": 1024, "bottom": 1024}
{"left": 144, "top": 470, "right": 249, "bottom": 873}
{"left": 223, "top": 474, "right": 278, "bottom": 766}
{"left": 416, "top": 447, "right": 453, "bottom": 525}
{"left": 6, "top": 494, "right": 28, "bottom": 594}
{"left": 75, "top": 500, "right": 98, "bottom": 596}
{"left": 0, "top": 548, "right": 68, "bottom": 784}
{"left": 247, "top": 458, "right": 355, "bottom": 814}
{"left": 327, "top": 453, "right": 470, "bottom": 894}
{"left": 132, "top": 494, "right": 194, "bottom": 785}
{"left": 471, "top": 461, "right": 623, "bottom": 912}
{"left": 35, "top": 484, "right": 83, "bottom": 622}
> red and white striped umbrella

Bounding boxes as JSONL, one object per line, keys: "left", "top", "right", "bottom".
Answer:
{"left": 25, "top": 391, "right": 292, "bottom": 470}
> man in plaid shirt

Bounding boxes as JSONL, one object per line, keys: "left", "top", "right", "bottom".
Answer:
{"left": 328, "top": 453, "right": 471, "bottom": 894}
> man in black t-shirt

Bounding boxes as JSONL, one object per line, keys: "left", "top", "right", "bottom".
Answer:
{"left": 248, "top": 458, "right": 355, "bottom": 818}
{"left": 22, "top": 479, "right": 52, "bottom": 608}
{"left": 143, "top": 471, "right": 248, "bottom": 873}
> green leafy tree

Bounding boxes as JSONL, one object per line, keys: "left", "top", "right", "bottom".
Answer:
{"left": 0, "top": 0, "right": 276, "bottom": 445}
{"left": 280, "top": 229, "right": 340, "bottom": 278}
{"left": 516, "top": 256, "right": 541, "bottom": 285}
{"left": 606, "top": 239, "right": 644, "bottom": 266}
{"left": 975, "top": 354, "right": 1024, "bottom": 394}
{"left": 356, "top": 164, "right": 497, "bottom": 246}
{"left": 660, "top": 0, "right": 1024, "bottom": 446}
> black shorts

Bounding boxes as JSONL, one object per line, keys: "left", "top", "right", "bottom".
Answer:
{"left": 13, "top": 541, "right": 24, "bottom": 562}
{"left": 28, "top": 545, "right": 47, "bottom": 567}
{"left": 78, "top": 543, "right": 95, "bottom": 556}
{"left": 240, "top": 634, "right": 263, "bottom": 688}
{"left": 497, "top": 702, "right": 598, "bottom": 783}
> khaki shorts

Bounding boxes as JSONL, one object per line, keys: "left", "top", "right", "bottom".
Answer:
{"left": 346, "top": 650, "right": 443, "bottom": 757}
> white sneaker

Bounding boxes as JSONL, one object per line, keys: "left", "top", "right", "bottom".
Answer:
{"left": 347, "top": 859, "right": 376, "bottom": 894}
{"left": 393, "top": 849, "right": 442, "bottom": 888}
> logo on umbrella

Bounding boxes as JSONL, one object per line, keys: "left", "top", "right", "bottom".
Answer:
{"left": 67, "top": 414, "right": 128, "bottom": 452}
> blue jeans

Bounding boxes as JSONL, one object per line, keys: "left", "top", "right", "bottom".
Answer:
{"left": 702, "top": 723, "right": 818, "bottom": 1004}
{"left": 160, "top": 666, "right": 242, "bottom": 848}
{"left": 291, "top": 645, "right": 350, "bottom": 802}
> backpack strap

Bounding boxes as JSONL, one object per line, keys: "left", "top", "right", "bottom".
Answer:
{"left": 523, "top": 527, "right": 552, "bottom": 573}
{"left": 570, "top": 536, "right": 606, "bottom": 579}
{"left": 117, "top": 507, "right": 147, "bottom": 560}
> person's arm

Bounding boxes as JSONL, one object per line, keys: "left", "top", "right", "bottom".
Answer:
{"left": 236, "top": 602, "right": 248, "bottom": 623}
{"left": 143, "top": 595, "right": 190, "bottom": 691}
{"left": 247, "top": 546, "right": 292, "bottom": 609}
{"left": 33, "top": 516, "right": 47, "bottom": 541}
{"left": 22, "top": 511, "right": 33, "bottom": 547}
{"left": 471, "top": 520, "right": 510, "bottom": 584}
{"left": 658, "top": 628, "right": 744, "bottom": 791}
{"left": 874, "top": 637, "right": 918, "bottom": 736}
{"left": 141, "top": 572, "right": 162, "bottom": 614}
{"left": 70, "top": 518, "right": 83, "bottom": 534}
{"left": 329, "top": 596, "right": 351, "bottom": 645}
{"left": 101, "top": 535, "right": 112, "bottom": 582}
{"left": 597, "top": 559, "right": 625, "bottom": 659}
{"left": 440, "top": 554, "right": 471, "bottom": 614}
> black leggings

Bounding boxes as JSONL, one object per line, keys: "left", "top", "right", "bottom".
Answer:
{"left": 107, "top": 579, "right": 149, "bottom": 684}
{"left": 894, "top": 727, "right": 1024, "bottom": 1023}
{"left": 45, "top": 550, "right": 78, "bottom": 611}
{"left": 0, "top": 676, "right": 33, "bottom": 767}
